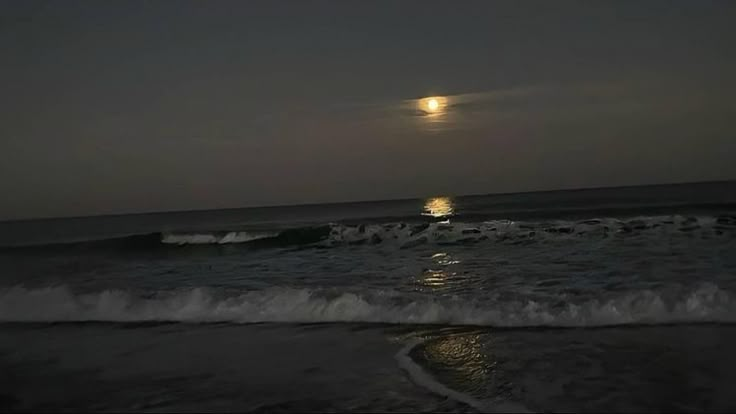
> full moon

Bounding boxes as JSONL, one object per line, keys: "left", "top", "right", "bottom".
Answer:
{"left": 419, "top": 96, "right": 447, "bottom": 115}
{"left": 417, "top": 96, "right": 447, "bottom": 116}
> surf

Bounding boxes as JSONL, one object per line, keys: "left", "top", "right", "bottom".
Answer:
{"left": 2, "top": 284, "right": 734, "bottom": 327}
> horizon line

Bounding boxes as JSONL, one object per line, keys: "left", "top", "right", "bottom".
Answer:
{"left": 2, "top": 178, "right": 735, "bottom": 224}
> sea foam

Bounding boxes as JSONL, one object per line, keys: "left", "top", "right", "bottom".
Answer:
{"left": 1, "top": 284, "right": 734, "bottom": 327}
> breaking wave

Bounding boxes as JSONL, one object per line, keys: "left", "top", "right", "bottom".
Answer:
{"left": 3, "top": 214, "right": 734, "bottom": 249}
{"left": 1, "top": 284, "right": 735, "bottom": 327}
{"left": 323, "top": 214, "right": 736, "bottom": 248}
{"left": 160, "top": 214, "right": 736, "bottom": 247}
{"left": 161, "top": 231, "right": 277, "bottom": 245}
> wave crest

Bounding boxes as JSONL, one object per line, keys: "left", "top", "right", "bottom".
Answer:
{"left": 161, "top": 231, "right": 276, "bottom": 245}
{"left": 3, "top": 214, "right": 733, "bottom": 249}
{"left": 1, "top": 284, "right": 734, "bottom": 327}
{"left": 155, "top": 214, "right": 736, "bottom": 247}
{"left": 323, "top": 215, "right": 735, "bottom": 248}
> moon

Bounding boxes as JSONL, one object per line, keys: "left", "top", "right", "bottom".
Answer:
{"left": 419, "top": 96, "right": 447, "bottom": 115}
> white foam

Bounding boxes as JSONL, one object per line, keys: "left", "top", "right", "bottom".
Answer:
{"left": 322, "top": 215, "right": 732, "bottom": 248}
{"left": 396, "top": 339, "right": 531, "bottom": 413}
{"left": 1, "top": 284, "right": 734, "bottom": 326}
{"left": 161, "top": 231, "right": 275, "bottom": 245}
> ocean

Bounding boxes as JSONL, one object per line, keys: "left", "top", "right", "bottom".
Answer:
{"left": 1, "top": 181, "right": 736, "bottom": 412}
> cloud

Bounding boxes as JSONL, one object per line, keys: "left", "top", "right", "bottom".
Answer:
{"left": 387, "top": 76, "right": 732, "bottom": 127}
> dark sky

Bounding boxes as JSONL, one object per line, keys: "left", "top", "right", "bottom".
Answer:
{"left": 1, "top": 0, "right": 735, "bottom": 220}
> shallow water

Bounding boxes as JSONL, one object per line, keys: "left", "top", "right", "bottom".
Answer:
{"left": 1, "top": 181, "right": 735, "bottom": 411}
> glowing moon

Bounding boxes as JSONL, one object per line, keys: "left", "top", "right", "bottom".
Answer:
{"left": 419, "top": 96, "right": 447, "bottom": 115}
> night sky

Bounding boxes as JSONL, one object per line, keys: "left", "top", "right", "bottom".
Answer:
{"left": 1, "top": 0, "right": 735, "bottom": 220}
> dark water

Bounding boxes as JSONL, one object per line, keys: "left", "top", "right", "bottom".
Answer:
{"left": 1, "top": 181, "right": 736, "bottom": 412}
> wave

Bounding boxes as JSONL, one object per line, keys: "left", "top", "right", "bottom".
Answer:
{"left": 1, "top": 284, "right": 735, "bottom": 327}
{"left": 161, "top": 231, "right": 277, "bottom": 245}
{"left": 324, "top": 214, "right": 736, "bottom": 248}
{"left": 3, "top": 214, "right": 734, "bottom": 249}
{"left": 163, "top": 214, "right": 736, "bottom": 247}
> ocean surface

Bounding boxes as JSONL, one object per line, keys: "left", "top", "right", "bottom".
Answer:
{"left": 2, "top": 181, "right": 736, "bottom": 412}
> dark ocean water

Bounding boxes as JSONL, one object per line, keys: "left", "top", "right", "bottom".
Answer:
{"left": 2, "top": 181, "right": 736, "bottom": 412}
